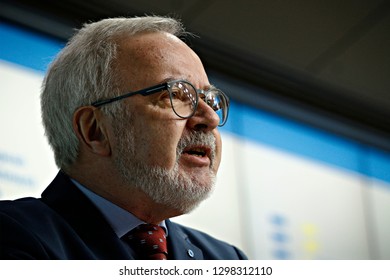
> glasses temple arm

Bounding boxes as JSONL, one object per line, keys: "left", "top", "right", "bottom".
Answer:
{"left": 91, "top": 83, "right": 168, "bottom": 107}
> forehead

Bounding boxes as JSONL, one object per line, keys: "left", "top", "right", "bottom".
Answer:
{"left": 115, "top": 32, "right": 208, "bottom": 87}
{"left": 125, "top": 32, "right": 183, "bottom": 58}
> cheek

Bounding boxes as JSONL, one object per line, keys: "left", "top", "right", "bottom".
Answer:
{"left": 134, "top": 120, "right": 184, "bottom": 168}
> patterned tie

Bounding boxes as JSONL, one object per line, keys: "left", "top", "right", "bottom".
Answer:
{"left": 126, "top": 224, "right": 168, "bottom": 260}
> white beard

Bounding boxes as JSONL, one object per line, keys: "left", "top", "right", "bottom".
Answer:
{"left": 112, "top": 112, "right": 216, "bottom": 214}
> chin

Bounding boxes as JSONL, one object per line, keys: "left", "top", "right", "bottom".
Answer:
{"left": 167, "top": 175, "right": 216, "bottom": 214}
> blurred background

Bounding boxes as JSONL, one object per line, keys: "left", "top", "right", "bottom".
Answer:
{"left": 0, "top": 0, "right": 389, "bottom": 259}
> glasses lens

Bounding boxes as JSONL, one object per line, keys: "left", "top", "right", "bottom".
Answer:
{"left": 169, "top": 81, "right": 197, "bottom": 118}
{"left": 205, "top": 89, "right": 229, "bottom": 126}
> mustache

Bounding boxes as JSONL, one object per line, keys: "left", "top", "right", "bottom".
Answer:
{"left": 176, "top": 131, "right": 216, "bottom": 162}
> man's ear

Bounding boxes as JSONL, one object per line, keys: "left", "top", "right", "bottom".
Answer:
{"left": 72, "top": 106, "right": 111, "bottom": 157}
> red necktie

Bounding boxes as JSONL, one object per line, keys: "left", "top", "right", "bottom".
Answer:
{"left": 126, "top": 224, "right": 168, "bottom": 260}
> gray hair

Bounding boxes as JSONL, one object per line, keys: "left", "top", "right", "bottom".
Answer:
{"left": 41, "top": 16, "right": 186, "bottom": 169}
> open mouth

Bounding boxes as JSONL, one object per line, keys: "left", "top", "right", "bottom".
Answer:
{"left": 182, "top": 146, "right": 210, "bottom": 158}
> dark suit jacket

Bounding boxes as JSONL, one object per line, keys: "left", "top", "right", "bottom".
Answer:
{"left": 0, "top": 171, "right": 247, "bottom": 260}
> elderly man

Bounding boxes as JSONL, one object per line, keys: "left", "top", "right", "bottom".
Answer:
{"left": 0, "top": 16, "right": 247, "bottom": 260}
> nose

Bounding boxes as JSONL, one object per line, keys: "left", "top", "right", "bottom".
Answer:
{"left": 186, "top": 98, "right": 220, "bottom": 131}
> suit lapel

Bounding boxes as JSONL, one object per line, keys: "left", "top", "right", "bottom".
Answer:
{"left": 166, "top": 220, "right": 204, "bottom": 260}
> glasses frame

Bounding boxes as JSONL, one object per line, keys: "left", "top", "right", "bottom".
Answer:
{"left": 91, "top": 79, "right": 229, "bottom": 126}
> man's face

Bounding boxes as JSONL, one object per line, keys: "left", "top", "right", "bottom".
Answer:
{"left": 110, "top": 32, "right": 222, "bottom": 213}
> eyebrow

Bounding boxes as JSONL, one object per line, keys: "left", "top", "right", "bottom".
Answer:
{"left": 162, "top": 77, "right": 216, "bottom": 91}
{"left": 208, "top": 84, "right": 218, "bottom": 91}
{"left": 160, "top": 77, "right": 177, "bottom": 83}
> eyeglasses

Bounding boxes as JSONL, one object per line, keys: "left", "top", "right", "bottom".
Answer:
{"left": 91, "top": 79, "right": 229, "bottom": 126}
